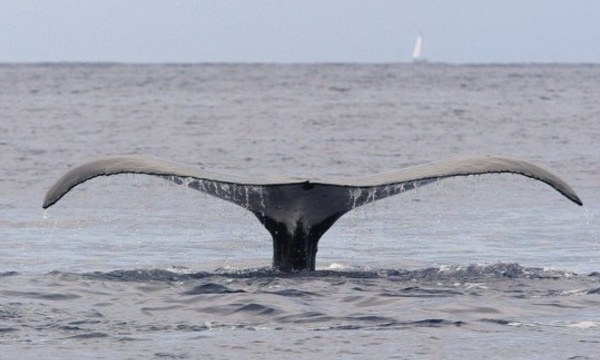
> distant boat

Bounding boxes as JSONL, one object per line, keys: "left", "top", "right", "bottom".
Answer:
{"left": 412, "top": 33, "right": 427, "bottom": 63}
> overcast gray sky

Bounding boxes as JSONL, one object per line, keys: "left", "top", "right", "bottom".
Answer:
{"left": 1, "top": 0, "right": 599, "bottom": 64}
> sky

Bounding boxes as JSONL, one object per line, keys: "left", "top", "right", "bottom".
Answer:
{"left": 1, "top": 0, "right": 599, "bottom": 64}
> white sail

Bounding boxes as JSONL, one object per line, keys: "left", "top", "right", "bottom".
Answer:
{"left": 412, "top": 34, "right": 423, "bottom": 59}
{"left": 412, "top": 33, "right": 426, "bottom": 63}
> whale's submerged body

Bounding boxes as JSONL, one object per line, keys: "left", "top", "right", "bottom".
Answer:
{"left": 43, "top": 155, "right": 583, "bottom": 272}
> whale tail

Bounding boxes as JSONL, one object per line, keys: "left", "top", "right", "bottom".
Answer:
{"left": 43, "top": 155, "right": 582, "bottom": 271}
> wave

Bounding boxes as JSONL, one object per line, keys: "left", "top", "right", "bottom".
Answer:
{"left": 62, "top": 262, "right": 580, "bottom": 283}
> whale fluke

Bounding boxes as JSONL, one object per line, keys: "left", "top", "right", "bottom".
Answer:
{"left": 43, "top": 155, "right": 582, "bottom": 271}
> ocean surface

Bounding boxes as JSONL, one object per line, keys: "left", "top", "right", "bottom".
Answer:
{"left": 1, "top": 63, "right": 599, "bottom": 359}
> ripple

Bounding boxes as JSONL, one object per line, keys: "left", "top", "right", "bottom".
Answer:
{"left": 0, "top": 271, "right": 18, "bottom": 278}
{"left": 380, "top": 286, "right": 464, "bottom": 298}
{"left": 479, "top": 318, "right": 517, "bottom": 326}
{"left": 1, "top": 290, "right": 80, "bottom": 301}
{"left": 233, "top": 303, "right": 278, "bottom": 315}
{"left": 407, "top": 319, "right": 465, "bottom": 327}
{"left": 66, "top": 332, "right": 109, "bottom": 339}
{"left": 82, "top": 269, "right": 210, "bottom": 282}
{"left": 182, "top": 283, "right": 246, "bottom": 295}
{"left": 260, "top": 289, "right": 320, "bottom": 298}
{"left": 0, "top": 327, "right": 19, "bottom": 333}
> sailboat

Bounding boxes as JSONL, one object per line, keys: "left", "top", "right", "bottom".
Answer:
{"left": 412, "top": 33, "right": 427, "bottom": 63}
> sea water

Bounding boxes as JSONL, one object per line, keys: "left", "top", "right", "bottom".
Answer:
{"left": 1, "top": 63, "right": 599, "bottom": 359}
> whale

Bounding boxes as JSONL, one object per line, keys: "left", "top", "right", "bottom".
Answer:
{"left": 43, "top": 155, "right": 582, "bottom": 272}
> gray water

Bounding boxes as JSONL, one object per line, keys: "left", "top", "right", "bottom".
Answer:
{"left": 1, "top": 63, "right": 599, "bottom": 359}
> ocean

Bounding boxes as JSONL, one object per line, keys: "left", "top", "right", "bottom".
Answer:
{"left": 1, "top": 63, "right": 599, "bottom": 359}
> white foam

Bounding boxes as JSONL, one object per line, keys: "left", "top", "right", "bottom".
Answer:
{"left": 566, "top": 321, "right": 598, "bottom": 329}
